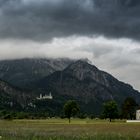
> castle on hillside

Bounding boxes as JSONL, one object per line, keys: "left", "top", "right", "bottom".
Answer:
{"left": 37, "top": 92, "right": 53, "bottom": 100}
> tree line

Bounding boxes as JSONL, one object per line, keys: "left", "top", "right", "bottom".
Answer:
{"left": 0, "top": 97, "right": 139, "bottom": 121}
{"left": 63, "top": 97, "right": 139, "bottom": 123}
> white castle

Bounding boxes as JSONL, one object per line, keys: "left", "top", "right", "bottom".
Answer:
{"left": 37, "top": 92, "right": 53, "bottom": 100}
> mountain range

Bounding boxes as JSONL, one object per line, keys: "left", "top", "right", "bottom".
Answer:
{"left": 0, "top": 58, "right": 140, "bottom": 115}
{"left": 0, "top": 58, "right": 74, "bottom": 88}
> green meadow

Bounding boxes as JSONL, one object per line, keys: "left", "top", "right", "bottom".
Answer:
{"left": 0, "top": 119, "right": 140, "bottom": 140}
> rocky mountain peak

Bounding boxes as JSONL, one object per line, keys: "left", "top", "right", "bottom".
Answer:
{"left": 65, "top": 59, "right": 98, "bottom": 73}
{"left": 64, "top": 60, "right": 109, "bottom": 85}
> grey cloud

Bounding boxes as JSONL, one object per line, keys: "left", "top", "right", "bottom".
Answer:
{"left": 132, "top": 48, "right": 140, "bottom": 54}
{"left": 78, "top": 44, "right": 115, "bottom": 58}
{"left": 0, "top": 0, "right": 140, "bottom": 40}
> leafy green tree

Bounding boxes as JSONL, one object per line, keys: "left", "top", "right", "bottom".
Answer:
{"left": 103, "top": 101, "right": 118, "bottom": 122}
{"left": 121, "top": 97, "right": 138, "bottom": 120}
{"left": 63, "top": 100, "right": 79, "bottom": 123}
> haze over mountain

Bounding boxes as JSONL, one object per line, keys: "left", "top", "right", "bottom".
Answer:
{"left": 0, "top": 58, "right": 74, "bottom": 88}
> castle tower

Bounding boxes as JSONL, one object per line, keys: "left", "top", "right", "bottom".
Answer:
{"left": 40, "top": 94, "right": 42, "bottom": 99}
{"left": 49, "top": 92, "right": 53, "bottom": 99}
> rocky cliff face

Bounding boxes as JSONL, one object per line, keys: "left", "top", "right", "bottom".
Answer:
{"left": 0, "top": 80, "right": 32, "bottom": 110}
{"left": 64, "top": 60, "right": 113, "bottom": 86}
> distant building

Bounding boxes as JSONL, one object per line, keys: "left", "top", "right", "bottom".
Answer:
{"left": 126, "top": 109, "right": 140, "bottom": 122}
{"left": 136, "top": 109, "right": 140, "bottom": 120}
{"left": 37, "top": 92, "right": 53, "bottom": 100}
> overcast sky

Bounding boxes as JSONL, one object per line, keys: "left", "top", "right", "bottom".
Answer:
{"left": 0, "top": 0, "right": 140, "bottom": 91}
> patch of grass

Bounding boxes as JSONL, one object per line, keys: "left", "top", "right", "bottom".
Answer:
{"left": 0, "top": 119, "right": 140, "bottom": 140}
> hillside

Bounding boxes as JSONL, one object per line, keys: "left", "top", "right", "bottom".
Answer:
{"left": 0, "top": 79, "right": 32, "bottom": 111}
{"left": 35, "top": 60, "right": 140, "bottom": 114}
{"left": 0, "top": 58, "right": 140, "bottom": 115}
{"left": 0, "top": 79, "right": 65, "bottom": 116}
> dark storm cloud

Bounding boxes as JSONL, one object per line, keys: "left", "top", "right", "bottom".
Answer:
{"left": 0, "top": 0, "right": 140, "bottom": 40}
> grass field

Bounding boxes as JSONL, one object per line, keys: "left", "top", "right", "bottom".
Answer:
{"left": 0, "top": 119, "right": 140, "bottom": 140}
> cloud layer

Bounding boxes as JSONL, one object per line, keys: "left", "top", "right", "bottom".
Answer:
{"left": 0, "top": 0, "right": 140, "bottom": 40}
{"left": 0, "top": 36, "right": 140, "bottom": 90}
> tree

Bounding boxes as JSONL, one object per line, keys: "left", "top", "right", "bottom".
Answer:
{"left": 63, "top": 100, "right": 79, "bottom": 123}
{"left": 121, "top": 97, "right": 138, "bottom": 120}
{"left": 103, "top": 101, "right": 118, "bottom": 122}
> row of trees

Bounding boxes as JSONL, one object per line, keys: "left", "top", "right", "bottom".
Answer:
{"left": 63, "top": 97, "right": 138, "bottom": 123}
{"left": 0, "top": 97, "right": 138, "bottom": 121}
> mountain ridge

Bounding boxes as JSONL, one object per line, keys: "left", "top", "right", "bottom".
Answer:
{"left": 0, "top": 58, "right": 75, "bottom": 88}
{"left": 0, "top": 58, "right": 139, "bottom": 115}
{"left": 34, "top": 60, "right": 140, "bottom": 114}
